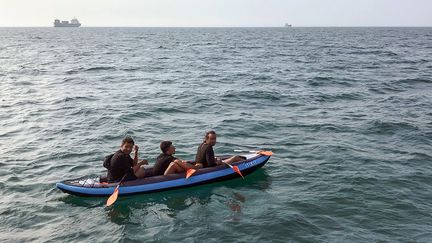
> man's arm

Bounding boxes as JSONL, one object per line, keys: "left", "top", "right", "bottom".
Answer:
{"left": 193, "top": 162, "right": 203, "bottom": 169}
{"left": 132, "top": 145, "right": 139, "bottom": 165}
{"left": 175, "top": 159, "right": 201, "bottom": 169}
{"left": 215, "top": 157, "right": 222, "bottom": 165}
{"left": 205, "top": 147, "right": 216, "bottom": 166}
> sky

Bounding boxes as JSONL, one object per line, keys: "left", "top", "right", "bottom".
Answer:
{"left": 0, "top": 0, "right": 431, "bottom": 27}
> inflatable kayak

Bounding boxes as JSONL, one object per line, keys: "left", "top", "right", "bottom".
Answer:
{"left": 56, "top": 153, "right": 271, "bottom": 197}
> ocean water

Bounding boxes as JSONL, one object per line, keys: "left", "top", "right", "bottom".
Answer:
{"left": 0, "top": 27, "right": 432, "bottom": 242}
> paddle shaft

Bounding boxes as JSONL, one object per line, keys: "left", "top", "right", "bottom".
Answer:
{"left": 106, "top": 174, "right": 128, "bottom": 206}
{"left": 234, "top": 149, "right": 273, "bottom": 156}
{"left": 222, "top": 161, "right": 244, "bottom": 179}
{"left": 222, "top": 161, "right": 234, "bottom": 168}
{"left": 234, "top": 149, "right": 262, "bottom": 153}
{"left": 116, "top": 174, "right": 128, "bottom": 189}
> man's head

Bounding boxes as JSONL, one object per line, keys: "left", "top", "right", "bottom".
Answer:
{"left": 204, "top": 130, "right": 217, "bottom": 146}
{"left": 120, "top": 137, "right": 134, "bottom": 154}
{"left": 160, "top": 141, "right": 176, "bottom": 155}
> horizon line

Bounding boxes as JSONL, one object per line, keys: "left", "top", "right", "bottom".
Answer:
{"left": 1, "top": 25, "right": 432, "bottom": 28}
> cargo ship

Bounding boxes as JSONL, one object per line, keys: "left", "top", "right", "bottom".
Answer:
{"left": 54, "top": 18, "right": 81, "bottom": 27}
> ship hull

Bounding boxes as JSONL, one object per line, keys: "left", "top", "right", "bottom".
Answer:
{"left": 54, "top": 23, "right": 81, "bottom": 27}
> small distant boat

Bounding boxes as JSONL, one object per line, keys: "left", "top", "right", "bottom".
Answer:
{"left": 54, "top": 18, "right": 81, "bottom": 27}
{"left": 284, "top": 23, "right": 292, "bottom": 27}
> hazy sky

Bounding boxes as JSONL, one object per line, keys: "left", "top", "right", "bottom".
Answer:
{"left": 1, "top": 0, "right": 431, "bottom": 27}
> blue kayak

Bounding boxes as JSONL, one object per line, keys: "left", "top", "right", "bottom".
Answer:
{"left": 56, "top": 153, "right": 271, "bottom": 197}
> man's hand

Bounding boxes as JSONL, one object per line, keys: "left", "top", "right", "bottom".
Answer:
{"left": 139, "top": 159, "right": 148, "bottom": 166}
{"left": 133, "top": 145, "right": 139, "bottom": 153}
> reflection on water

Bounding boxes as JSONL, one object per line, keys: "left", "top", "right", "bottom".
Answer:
{"left": 227, "top": 191, "right": 247, "bottom": 213}
{"left": 106, "top": 204, "right": 138, "bottom": 225}
{"left": 59, "top": 195, "right": 102, "bottom": 208}
{"left": 58, "top": 169, "right": 271, "bottom": 224}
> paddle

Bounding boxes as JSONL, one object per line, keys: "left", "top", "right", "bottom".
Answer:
{"left": 106, "top": 174, "right": 127, "bottom": 207}
{"left": 234, "top": 150, "right": 273, "bottom": 156}
{"left": 185, "top": 168, "right": 197, "bottom": 179}
{"left": 222, "top": 161, "right": 244, "bottom": 179}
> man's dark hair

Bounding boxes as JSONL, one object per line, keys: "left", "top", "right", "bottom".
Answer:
{"left": 204, "top": 130, "right": 216, "bottom": 141}
{"left": 122, "top": 137, "right": 135, "bottom": 145}
{"left": 160, "top": 141, "right": 172, "bottom": 154}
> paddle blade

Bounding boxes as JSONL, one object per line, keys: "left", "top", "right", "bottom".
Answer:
{"left": 232, "top": 166, "right": 244, "bottom": 179}
{"left": 106, "top": 185, "right": 120, "bottom": 206}
{"left": 259, "top": 151, "right": 273, "bottom": 156}
{"left": 186, "top": 169, "right": 197, "bottom": 179}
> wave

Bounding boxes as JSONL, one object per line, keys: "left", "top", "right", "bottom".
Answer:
{"left": 312, "top": 92, "right": 365, "bottom": 102}
{"left": 362, "top": 120, "right": 420, "bottom": 135}
{"left": 347, "top": 50, "right": 398, "bottom": 56}
{"left": 149, "top": 107, "right": 185, "bottom": 113}
{"left": 12, "top": 81, "right": 35, "bottom": 86}
{"left": 307, "top": 76, "right": 358, "bottom": 87}
{"left": 221, "top": 90, "right": 282, "bottom": 102}
{"left": 84, "top": 66, "right": 116, "bottom": 72}
{"left": 120, "top": 67, "right": 141, "bottom": 71}
{"left": 65, "top": 66, "right": 116, "bottom": 74}
{"left": 394, "top": 78, "right": 432, "bottom": 85}
{"left": 307, "top": 76, "right": 332, "bottom": 86}
{"left": 368, "top": 82, "right": 406, "bottom": 94}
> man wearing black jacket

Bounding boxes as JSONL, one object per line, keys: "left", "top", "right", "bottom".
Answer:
{"left": 105, "top": 137, "right": 148, "bottom": 182}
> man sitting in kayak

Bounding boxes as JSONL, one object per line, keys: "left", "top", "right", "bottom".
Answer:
{"left": 154, "top": 141, "right": 199, "bottom": 175}
{"left": 194, "top": 130, "right": 243, "bottom": 168}
{"left": 105, "top": 137, "right": 148, "bottom": 182}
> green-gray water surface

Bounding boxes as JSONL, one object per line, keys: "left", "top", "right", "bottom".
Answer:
{"left": 1, "top": 27, "right": 432, "bottom": 242}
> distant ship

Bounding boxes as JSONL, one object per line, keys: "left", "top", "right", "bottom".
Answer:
{"left": 284, "top": 23, "right": 292, "bottom": 27}
{"left": 54, "top": 18, "right": 81, "bottom": 27}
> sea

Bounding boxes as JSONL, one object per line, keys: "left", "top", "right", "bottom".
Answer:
{"left": 0, "top": 27, "right": 431, "bottom": 242}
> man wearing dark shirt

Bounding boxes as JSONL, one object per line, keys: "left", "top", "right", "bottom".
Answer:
{"left": 195, "top": 142, "right": 216, "bottom": 168}
{"left": 195, "top": 131, "right": 243, "bottom": 168}
{"left": 154, "top": 141, "right": 177, "bottom": 175}
{"left": 154, "top": 141, "right": 198, "bottom": 175}
{"left": 106, "top": 137, "right": 148, "bottom": 182}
